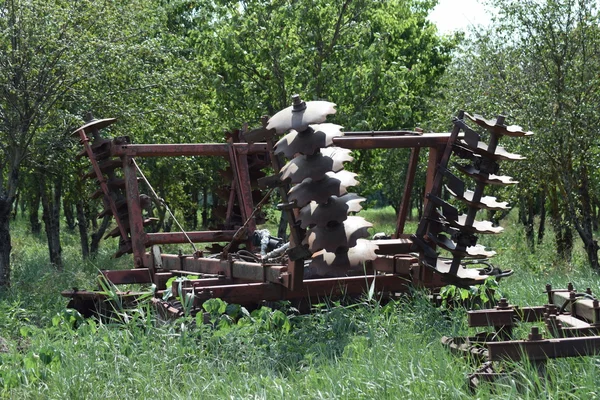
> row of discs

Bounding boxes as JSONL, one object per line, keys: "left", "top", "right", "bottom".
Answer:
{"left": 267, "top": 95, "right": 379, "bottom": 277}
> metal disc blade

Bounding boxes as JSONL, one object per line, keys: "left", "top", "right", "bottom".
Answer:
{"left": 279, "top": 148, "right": 353, "bottom": 183}
{"left": 465, "top": 113, "right": 533, "bottom": 137}
{"left": 297, "top": 193, "right": 365, "bottom": 228}
{"left": 267, "top": 101, "right": 337, "bottom": 134}
{"left": 309, "top": 239, "right": 379, "bottom": 273}
{"left": 461, "top": 140, "right": 525, "bottom": 161}
{"left": 288, "top": 170, "right": 358, "bottom": 208}
{"left": 304, "top": 216, "right": 372, "bottom": 252}
{"left": 72, "top": 118, "right": 117, "bottom": 136}
{"left": 448, "top": 215, "right": 504, "bottom": 234}
{"left": 428, "top": 233, "right": 496, "bottom": 258}
{"left": 273, "top": 124, "right": 344, "bottom": 158}
{"left": 446, "top": 187, "right": 510, "bottom": 210}
{"left": 455, "top": 164, "right": 518, "bottom": 186}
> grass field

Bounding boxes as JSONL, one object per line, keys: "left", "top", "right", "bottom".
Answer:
{"left": 1, "top": 210, "right": 599, "bottom": 399}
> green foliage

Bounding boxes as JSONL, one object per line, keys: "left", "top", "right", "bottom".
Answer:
{"left": 439, "top": 277, "right": 501, "bottom": 310}
{"left": 2, "top": 214, "right": 600, "bottom": 397}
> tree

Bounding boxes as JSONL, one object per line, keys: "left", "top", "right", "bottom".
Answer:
{"left": 0, "top": 0, "right": 181, "bottom": 289}
{"left": 183, "top": 0, "right": 455, "bottom": 213}
{"left": 439, "top": 0, "right": 600, "bottom": 268}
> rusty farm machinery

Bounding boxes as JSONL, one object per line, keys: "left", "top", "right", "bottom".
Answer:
{"left": 61, "top": 95, "right": 600, "bottom": 383}
{"left": 63, "top": 96, "right": 528, "bottom": 313}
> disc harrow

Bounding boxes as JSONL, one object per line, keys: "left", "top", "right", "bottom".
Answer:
{"left": 63, "top": 96, "right": 530, "bottom": 318}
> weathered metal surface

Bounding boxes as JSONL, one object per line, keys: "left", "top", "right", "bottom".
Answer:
{"left": 297, "top": 194, "right": 365, "bottom": 229}
{"left": 274, "top": 123, "right": 344, "bottom": 158}
{"left": 111, "top": 143, "right": 268, "bottom": 157}
{"left": 446, "top": 285, "right": 600, "bottom": 389}
{"left": 304, "top": 216, "right": 373, "bottom": 253}
{"left": 287, "top": 170, "right": 358, "bottom": 208}
{"left": 279, "top": 148, "right": 353, "bottom": 183}
{"left": 266, "top": 96, "right": 336, "bottom": 134}
{"left": 465, "top": 113, "right": 534, "bottom": 137}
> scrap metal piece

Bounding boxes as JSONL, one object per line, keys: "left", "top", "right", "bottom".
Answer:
{"left": 446, "top": 187, "right": 510, "bottom": 210}
{"left": 465, "top": 113, "right": 534, "bottom": 137}
{"left": 279, "top": 147, "right": 353, "bottom": 183}
{"left": 288, "top": 170, "right": 359, "bottom": 208}
{"left": 304, "top": 216, "right": 372, "bottom": 252}
{"left": 309, "top": 239, "right": 379, "bottom": 274}
{"left": 274, "top": 123, "right": 344, "bottom": 158}
{"left": 297, "top": 193, "right": 365, "bottom": 229}
{"left": 266, "top": 96, "right": 337, "bottom": 134}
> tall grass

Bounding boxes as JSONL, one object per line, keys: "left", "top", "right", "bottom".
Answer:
{"left": 0, "top": 210, "right": 599, "bottom": 399}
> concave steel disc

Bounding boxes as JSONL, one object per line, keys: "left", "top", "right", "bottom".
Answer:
{"left": 267, "top": 100, "right": 337, "bottom": 134}
{"left": 279, "top": 147, "right": 353, "bottom": 183}
{"left": 297, "top": 193, "right": 365, "bottom": 229}
{"left": 446, "top": 187, "right": 510, "bottom": 210}
{"left": 465, "top": 113, "right": 534, "bottom": 137}
{"left": 287, "top": 170, "right": 358, "bottom": 208}
{"left": 309, "top": 239, "right": 379, "bottom": 273}
{"left": 273, "top": 124, "right": 344, "bottom": 158}
{"left": 428, "top": 233, "right": 497, "bottom": 258}
{"left": 304, "top": 215, "right": 372, "bottom": 253}
{"left": 71, "top": 118, "right": 117, "bottom": 137}
{"left": 448, "top": 215, "right": 504, "bottom": 234}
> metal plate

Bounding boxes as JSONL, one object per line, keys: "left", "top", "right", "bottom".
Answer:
{"left": 279, "top": 147, "right": 353, "bottom": 183}
{"left": 274, "top": 124, "right": 344, "bottom": 158}
{"left": 267, "top": 101, "right": 337, "bottom": 134}
{"left": 304, "top": 216, "right": 372, "bottom": 252}
{"left": 287, "top": 170, "right": 358, "bottom": 208}
{"left": 297, "top": 193, "right": 365, "bottom": 228}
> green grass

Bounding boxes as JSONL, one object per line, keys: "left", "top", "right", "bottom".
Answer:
{"left": 1, "top": 210, "right": 600, "bottom": 399}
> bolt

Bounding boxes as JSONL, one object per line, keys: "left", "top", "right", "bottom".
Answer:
{"left": 496, "top": 298, "right": 510, "bottom": 310}
{"left": 567, "top": 282, "right": 574, "bottom": 291}
{"left": 569, "top": 291, "right": 577, "bottom": 316}
{"left": 291, "top": 94, "right": 307, "bottom": 112}
{"left": 496, "top": 115, "right": 506, "bottom": 126}
{"left": 528, "top": 326, "right": 543, "bottom": 341}
{"left": 593, "top": 299, "right": 600, "bottom": 325}
{"left": 546, "top": 283, "right": 554, "bottom": 304}
{"left": 586, "top": 288, "right": 593, "bottom": 296}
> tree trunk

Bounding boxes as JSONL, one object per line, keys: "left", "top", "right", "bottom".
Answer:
{"left": 41, "top": 175, "right": 63, "bottom": 270}
{"left": 29, "top": 189, "right": 41, "bottom": 235}
{"left": 11, "top": 192, "right": 18, "bottom": 220}
{"left": 574, "top": 170, "right": 599, "bottom": 270}
{"left": 90, "top": 215, "right": 111, "bottom": 256}
{"left": 76, "top": 200, "right": 90, "bottom": 259}
{"left": 63, "top": 197, "right": 76, "bottom": 231}
{"left": 548, "top": 187, "right": 573, "bottom": 261}
{"left": 202, "top": 187, "right": 208, "bottom": 228}
{"left": 0, "top": 196, "right": 12, "bottom": 290}
{"left": 537, "top": 191, "right": 546, "bottom": 244}
{"left": 519, "top": 196, "right": 535, "bottom": 251}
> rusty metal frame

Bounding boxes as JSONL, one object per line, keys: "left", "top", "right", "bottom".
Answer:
{"left": 64, "top": 122, "right": 466, "bottom": 314}
{"left": 444, "top": 283, "right": 600, "bottom": 390}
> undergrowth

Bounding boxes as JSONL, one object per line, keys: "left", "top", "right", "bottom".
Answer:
{"left": 0, "top": 211, "right": 599, "bottom": 399}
